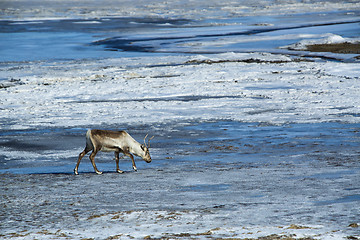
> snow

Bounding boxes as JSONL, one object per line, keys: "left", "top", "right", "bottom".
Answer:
{"left": 1, "top": 0, "right": 360, "bottom": 239}
{"left": 282, "top": 33, "right": 360, "bottom": 51}
{"left": 1, "top": 0, "right": 359, "bottom": 21}
{"left": 1, "top": 53, "right": 360, "bottom": 131}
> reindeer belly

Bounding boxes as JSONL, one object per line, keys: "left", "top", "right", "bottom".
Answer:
{"left": 100, "top": 146, "right": 119, "bottom": 152}
{"left": 93, "top": 136, "right": 123, "bottom": 152}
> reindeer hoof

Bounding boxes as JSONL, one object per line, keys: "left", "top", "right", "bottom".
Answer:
{"left": 96, "top": 171, "right": 103, "bottom": 175}
{"left": 74, "top": 169, "right": 79, "bottom": 175}
{"left": 133, "top": 167, "right": 137, "bottom": 171}
{"left": 117, "top": 169, "right": 124, "bottom": 174}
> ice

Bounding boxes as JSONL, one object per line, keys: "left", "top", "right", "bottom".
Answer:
{"left": 1, "top": 150, "right": 359, "bottom": 238}
{"left": 1, "top": 0, "right": 360, "bottom": 239}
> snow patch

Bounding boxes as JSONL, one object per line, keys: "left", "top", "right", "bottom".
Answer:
{"left": 282, "top": 33, "right": 360, "bottom": 51}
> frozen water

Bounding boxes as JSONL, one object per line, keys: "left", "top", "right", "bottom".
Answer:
{"left": 1, "top": 0, "right": 360, "bottom": 239}
{"left": 1, "top": 121, "right": 360, "bottom": 239}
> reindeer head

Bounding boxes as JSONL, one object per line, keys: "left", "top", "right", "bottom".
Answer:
{"left": 140, "top": 134, "right": 154, "bottom": 163}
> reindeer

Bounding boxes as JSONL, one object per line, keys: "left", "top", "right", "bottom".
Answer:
{"left": 74, "top": 129, "right": 154, "bottom": 175}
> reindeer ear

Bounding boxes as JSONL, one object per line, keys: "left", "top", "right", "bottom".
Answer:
{"left": 140, "top": 144, "right": 146, "bottom": 151}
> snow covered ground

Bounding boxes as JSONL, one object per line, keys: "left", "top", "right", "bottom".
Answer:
{"left": 1, "top": 52, "right": 360, "bottom": 130}
{"left": 1, "top": 0, "right": 360, "bottom": 239}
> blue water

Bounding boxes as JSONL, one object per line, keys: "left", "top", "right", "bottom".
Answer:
{"left": 315, "top": 194, "right": 360, "bottom": 206}
{"left": 1, "top": 121, "right": 359, "bottom": 175}
{"left": 1, "top": 10, "right": 360, "bottom": 62}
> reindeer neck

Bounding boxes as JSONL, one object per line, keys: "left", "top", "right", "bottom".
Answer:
{"left": 124, "top": 136, "right": 142, "bottom": 156}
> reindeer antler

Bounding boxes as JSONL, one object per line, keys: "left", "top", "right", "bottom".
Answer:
{"left": 148, "top": 136, "right": 154, "bottom": 148}
{"left": 144, "top": 134, "right": 154, "bottom": 148}
{"left": 144, "top": 134, "right": 149, "bottom": 147}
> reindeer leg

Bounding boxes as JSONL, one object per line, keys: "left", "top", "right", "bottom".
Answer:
{"left": 115, "top": 151, "right": 124, "bottom": 174}
{"left": 125, "top": 152, "right": 137, "bottom": 171}
{"left": 130, "top": 154, "right": 137, "bottom": 171}
{"left": 74, "top": 148, "right": 91, "bottom": 175}
{"left": 89, "top": 149, "right": 102, "bottom": 175}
